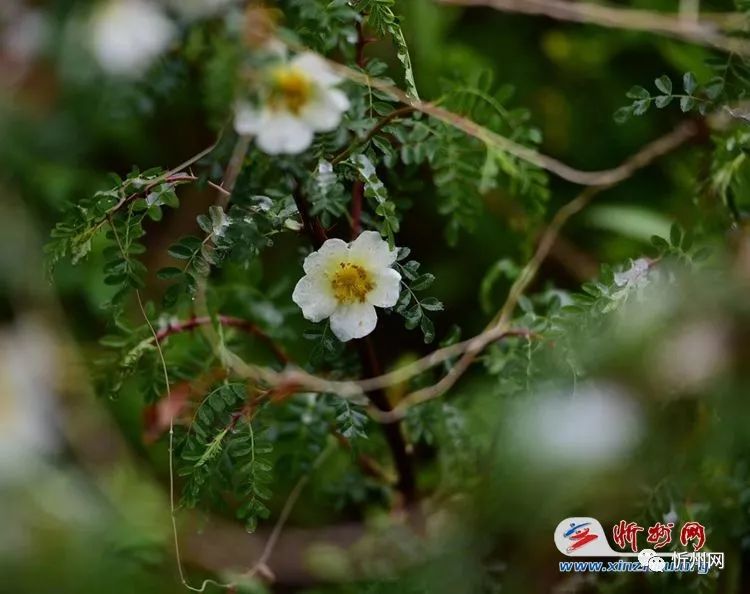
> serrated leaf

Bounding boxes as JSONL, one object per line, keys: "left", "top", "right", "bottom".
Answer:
{"left": 655, "top": 95, "right": 673, "bottom": 108}
{"left": 654, "top": 75, "right": 672, "bottom": 95}
{"left": 626, "top": 86, "right": 650, "bottom": 100}
{"left": 632, "top": 99, "right": 651, "bottom": 116}
{"left": 613, "top": 107, "right": 632, "bottom": 124}
{"left": 420, "top": 297, "right": 444, "bottom": 311}
{"left": 680, "top": 95, "right": 695, "bottom": 112}
{"left": 411, "top": 273, "right": 435, "bottom": 291}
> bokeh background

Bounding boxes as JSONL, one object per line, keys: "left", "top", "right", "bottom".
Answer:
{"left": 2, "top": 1, "right": 750, "bottom": 593}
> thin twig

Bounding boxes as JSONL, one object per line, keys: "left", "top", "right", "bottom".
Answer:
{"left": 243, "top": 441, "right": 335, "bottom": 583}
{"left": 218, "top": 135, "right": 251, "bottom": 209}
{"left": 153, "top": 315, "right": 289, "bottom": 365}
{"left": 437, "top": 0, "right": 750, "bottom": 56}
{"left": 370, "top": 119, "right": 701, "bottom": 422}
{"left": 357, "top": 337, "right": 416, "bottom": 502}
{"left": 331, "top": 106, "right": 417, "bottom": 166}
{"left": 106, "top": 214, "right": 232, "bottom": 592}
{"left": 252, "top": 119, "right": 701, "bottom": 412}
{"left": 321, "top": 55, "right": 701, "bottom": 186}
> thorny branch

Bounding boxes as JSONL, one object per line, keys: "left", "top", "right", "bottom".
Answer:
{"left": 52, "top": 7, "right": 734, "bottom": 587}
{"left": 212, "top": 118, "right": 701, "bottom": 423}
{"left": 376, "top": 119, "right": 702, "bottom": 422}
{"left": 185, "top": 119, "right": 700, "bottom": 420}
{"left": 321, "top": 55, "right": 701, "bottom": 187}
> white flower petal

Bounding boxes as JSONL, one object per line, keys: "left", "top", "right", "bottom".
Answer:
{"left": 291, "top": 51, "right": 341, "bottom": 87}
{"left": 234, "top": 102, "right": 262, "bottom": 135}
{"left": 349, "top": 231, "right": 397, "bottom": 268}
{"left": 302, "top": 238, "right": 349, "bottom": 275}
{"left": 292, "top": 275, "right": 337, "bottom": 323}
{"left": 301, "top": 88, "right": 350, "bottom": 132}
{"left": 367, "top": 267, "right": 401, "bottom": 308}
{"left": 326, "top": 88, "right": 351, "bottom": 111}
{"left": 330, "top": 303, "right": 377, "bottom": 342}
{"left": 255, "top": 112, "right": 314, "bottom": 155}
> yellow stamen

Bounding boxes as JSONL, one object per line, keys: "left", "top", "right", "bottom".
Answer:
{"left": 269, "top": 66, "right": 313, "bottom": 114}
{"left": 330, "top": 262, "right": 374, "bottom": 304}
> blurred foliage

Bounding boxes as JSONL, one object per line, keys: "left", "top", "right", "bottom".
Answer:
{"left": 4, "top": 1, "right": 750, "bottom": 594}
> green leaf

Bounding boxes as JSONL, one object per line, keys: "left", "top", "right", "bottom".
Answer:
{"left": 420, "top": 315, "right": 435, "bottom": 344}
{"left": 683, "top": 71, "right": 697, "bottom": 95}
{"left": 420, "top": 297, "right": 444, "bottom": 312}
{"left": 632, "top": 99, "right": 651, "bottom": 116}
{"left": 651, "top": 235, "right": 670, "bottom": 250}
{"left": 680, "top": 95, "right": 695, "bottom": 112}
{"left": 400, "top": 260, "right": 420, "bottom": 280}
{"left": 655, "top": 95, "right": 673, "bottom": 108}
{"left": 613, "top": 107, "right": 632, "bottom": 124}
{"left": 351, "top": 154, "right": 399, "bottom": 245}
{"left": 168, "top": 243, "right": 196, "bottom": 259}
{"left": 404, "top": 304, "right": 422, "bottom": 329}
{"left": 626, "top": 86, "right": 650, "bottom": 100}
{"left": 393, "top": 27, "right": 419, "bottom": 99}
{"left": 156, "top": 267, "right": 183, "bottom": 280}
{"left": 411, "top": 273, "right": 435, "bottom": 291}
{"left": 654, "top": 75, "right": 672, "bottom": 95}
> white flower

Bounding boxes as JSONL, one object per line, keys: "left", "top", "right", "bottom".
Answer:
{"left": 292, "top": 231, "right": 401, "bottom": 342}
{"left": 88, "top": 0, "right": 175, "bottom": 77}
{"left": 234, "top": 51, "right": 350, "bottom": 155}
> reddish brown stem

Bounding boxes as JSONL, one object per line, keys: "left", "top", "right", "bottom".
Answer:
{"left": 292, "top": 186, "right": 328, "bottom": 249}
{"left": 355, "top": 21, "right": 368, "bottom": 68}
{"left": 292, "top": 181, "right": 415, "bottom": 502}
{"left": 155, "top": 315, "right": 289, "bottom": 365}
{"left": 357, "top": 337, "right": 416, "bottom": 503}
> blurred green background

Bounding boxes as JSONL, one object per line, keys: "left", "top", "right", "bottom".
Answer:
{"left": 2, "top": 1, "right": 750, "bottom": 593}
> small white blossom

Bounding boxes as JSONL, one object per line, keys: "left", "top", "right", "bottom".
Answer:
{"left": 292, "top": 231, "right": 401, "bottom": 342}
{"left": 88, "top": 0, "right": 175, "bottom": 77}
{"left": 614, "top": 257, "right": 651, "bottom": 290}
{"left": 234, "top": 51, "right": 350, "bottom": 155}
{"left": 664, "top": 505, "right": 678, "bottom": 525}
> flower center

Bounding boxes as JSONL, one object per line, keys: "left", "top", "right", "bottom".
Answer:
{"left": 269, "top": 67, "right": 313, "bottom": 114}
{"left": 330, "top": 262, "right": 374, "bottom": 304}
